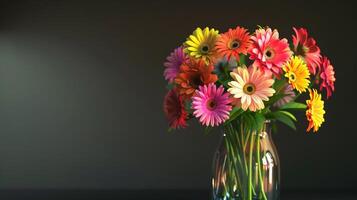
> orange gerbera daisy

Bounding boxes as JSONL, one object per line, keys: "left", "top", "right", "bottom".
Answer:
{"left": 216, "top": 26, "right": 251, "bottom": 60}
{"left": 175, "top": 59, "right": 218, "bottom": 99}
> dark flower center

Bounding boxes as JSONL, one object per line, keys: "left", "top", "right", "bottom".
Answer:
{"left": 296, "top": 44, "right": 307, "bottom": 56}
{"left": 289, "top": 73, "right": 296, "bottom": 81}
{"left": 191, "top": 75, "right": 202, "bottom": 87}
{"left": 243, "top": 83, "right": 256, "bottom": 95}
{"left": 230, "top": 40, "right": 240, "bottom": 49}
{"left": 265, "top": 49, "right": 274, "bottom": 59}
{"left": 201, "top": 44, "right": 209, "bottom": 53}
{"left": 206, "top": 99, "right": 217, "bottom": 110}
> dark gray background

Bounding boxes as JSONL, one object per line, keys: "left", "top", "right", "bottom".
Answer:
{"left": 0, "top": 0, "right": 356, "bottom": 191}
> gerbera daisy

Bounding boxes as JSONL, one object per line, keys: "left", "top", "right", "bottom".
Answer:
{"left": 249, "top": 28, "right": 292, "bottom": 76}
{"left": 216, "top": 26, "right": 251, "bottom": 60}
{"left": 175, "top": 59, "right": 218, "bottom": 99}
{"left": 227, "top": 66, "right": 275, "bottom": 111}
{"left": 163, "top": 46, "right": 189, "bottom": 82}
{"left": 283, "top": 56, "right": 310, "bottom": 93}
{"left": 292, "top": 27, "right": 322, "bottom": 75}
{"left": 306, "top": 89, "right": 325, "bottom": 132}
{"left": 184, "top": 27, "right": 219, "bottom": 63}
{"left": 192, "top": 83, "right": 232, "bottom": 127}
{"left": 319, "top": 56, "right": 336, "bottom": 98}
{"left": 273, "top": 83, "right": 296, "bottom": 108}
{"left": 163, "top": 89, "right": 188, "bottom": 129}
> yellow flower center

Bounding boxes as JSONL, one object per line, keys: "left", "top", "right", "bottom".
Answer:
{"left": 243, "top": 83, "right": 256, "bottom": 95}
{"left": 206, "top": 99, "right": 217, "bottom": 110}
{"left": 200, "top": 44, "right": 209, "bottom": 54}
{"left": 229, "top": 40, "right": 240, "bottom": 50}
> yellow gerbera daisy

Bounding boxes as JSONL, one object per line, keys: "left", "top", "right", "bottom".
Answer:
{"left": 283, "top": 56, "right": 310, "bottom": 93}
{"left": 306, "top": 89, "right": 325, "bottom": 132}
{"left": 184, "top": 27, "right": 219, "bottom": 63}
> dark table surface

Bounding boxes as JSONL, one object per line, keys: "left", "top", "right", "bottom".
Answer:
{"left": 0, "top": 189, "right": 356, "bottom": 200}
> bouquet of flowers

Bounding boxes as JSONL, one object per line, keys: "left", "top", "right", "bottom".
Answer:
{"left": 162, "top": 26, "right": 335, "bottom": 200}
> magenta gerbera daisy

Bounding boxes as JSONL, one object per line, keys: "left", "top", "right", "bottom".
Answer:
{"left": 163, "top": 46, "right": 189, "bottom": 82}
{"left": 192, "top": 83, "right": 232, "bottom": 127}
{"left": 249, "top": 28, "right": 292, "bottom": 76}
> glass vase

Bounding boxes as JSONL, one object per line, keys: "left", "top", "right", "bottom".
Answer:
{"left": 211, "top": 121, "right": 280, "bottom": 200}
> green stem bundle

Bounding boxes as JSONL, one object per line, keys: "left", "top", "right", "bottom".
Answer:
{"left": 223, "top": 122, "right": 268, "bottom": 200}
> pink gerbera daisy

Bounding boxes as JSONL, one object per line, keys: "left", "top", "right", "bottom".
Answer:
{"left": 292, "top": 27, "right": 321, "bottom": 75}
{"left": 319, "top": 56, "right": 336, "bottom": 98}
{"left": 249, "top": 28, "right": 292, "bottom": 76}
{"left": 163, "top": 46, "right": 189, "bottom": 82}
{"left": 192, "top": 83, "right": 232, "bottom": 127}
{"left": 228, "top": 66, "right": 275, "bottom": 111}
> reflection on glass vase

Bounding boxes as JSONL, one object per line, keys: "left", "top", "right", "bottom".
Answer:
{"left": 212, "top": 121, "right": 280, "bottom": 200}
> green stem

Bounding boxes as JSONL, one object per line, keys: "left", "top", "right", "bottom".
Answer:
{"left": 243, "top": 129, "right": 250, "bottom": 175}
{"left": 228, "top": 141, "right": 244, "bottom": 198}
{"left": 256, "top": 133, "right": 268, "bottom": 200}
{"left": 243, "top": 130, "right": 257, "bottom": 197}
{"left": 225, "top": 125, "right": 244, "bottom": 199}
{"left": 228, "top": 124, "right": 248, "bottom": 178}
{"left": 242, "top": 125, "right": 255, "bottom": 197}
{"left": 244, "top": 125, "right": 251, "bottom": 150}
{"left": 233, "top": 126, "right": 251, "bottom": 199}
{"left": 224, "top": 136, "right": 235, "bottom": 198}
{"left": 294, "top": 93, "right": 301, "bottom": 101}
{"left": 240, "top": 124, "right": 245, "bottom": 151}
{"left": 248, "top": 131, "right": 255, "bottom": 200}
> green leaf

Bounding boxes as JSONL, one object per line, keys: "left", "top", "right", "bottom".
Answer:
{"left": 166, "top": 83, "right": 174, "bottom": 90}
{"left": 238, "top": 112, "right": 266, "bottom": 132}
{"left": 238, "top": 54, "right": 246, "bottom": 65}
{"left": 224, "top": 107, "right": 244, "bottom": 124}
{"left": 276, "top": 115, "right": 296, "bottom": 130}
{"left": 280, "top": 102, "right": 307, "bottom": 110}
{"left": 254, "top": 112, "right": 266, "bottom": 131}
{"left": 267, "top": 111, "right": 296, "bottom": 130}
{"left": 184, "top": 100, "right": 192, "bottom": 112}
{"left": 265, "top": 93, "right": 287, "bottom": 106}
{"left": 278, "top": 110, "right": 297, "bottom": 121}
{"left": 272, "top": 78, "right": 286, "bottom": 92}
{"left": 245, "top": 112, "right": 256, "bottom": 131}
{"left": 265, "top": 78, "right": 289, "bottom": 106}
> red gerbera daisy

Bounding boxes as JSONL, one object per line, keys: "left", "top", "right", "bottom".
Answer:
{"left": 216, "top": 26, "right": 251, "bottom": 60}
{"left": 163, "top": 89, "right": 188, "bottom": 129}
{"left": 292, "top": 27, "right": 322, "bottom": 75}
{"left": 319, "top": 56, "right": 336, "bottom": 98}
